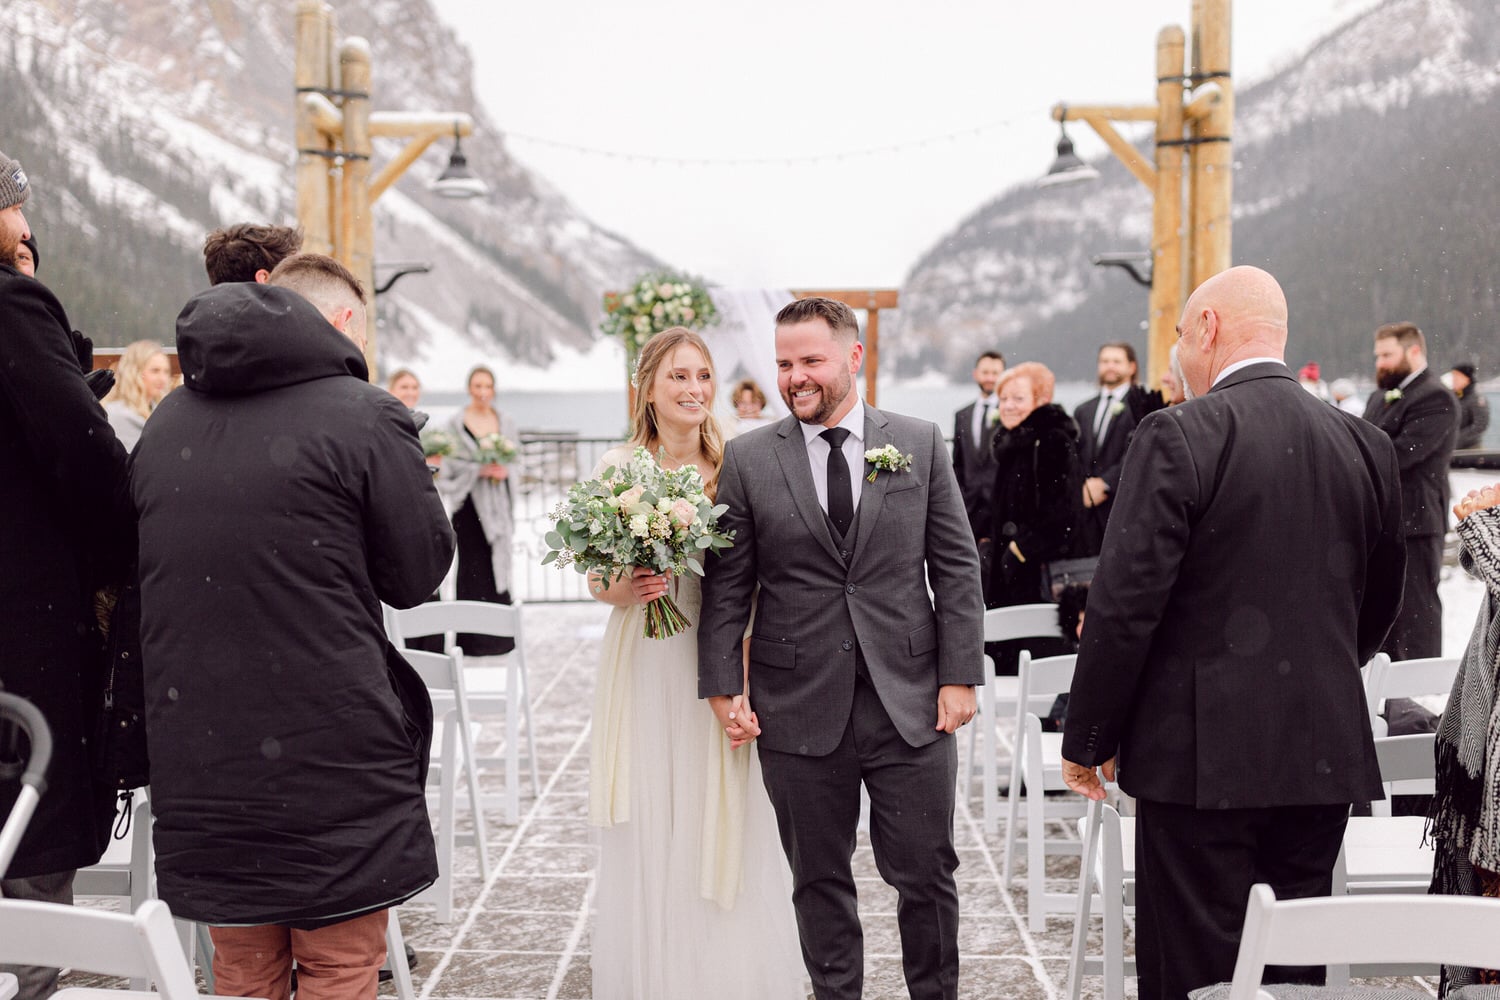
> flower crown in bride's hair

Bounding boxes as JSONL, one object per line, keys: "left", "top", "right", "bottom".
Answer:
{"left": 630, "top": 352, "right": 645, "bottom": 388}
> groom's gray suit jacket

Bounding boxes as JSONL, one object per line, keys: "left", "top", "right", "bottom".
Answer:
{"left": 699, "top": 407, "right": 985, "bottom": 756}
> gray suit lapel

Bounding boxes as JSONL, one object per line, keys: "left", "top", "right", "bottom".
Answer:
{"left": 849, "top": 408, "right": 894, "bottom": 572}
{"left": 774, "top": 418, "right": 846, "bottom": 566}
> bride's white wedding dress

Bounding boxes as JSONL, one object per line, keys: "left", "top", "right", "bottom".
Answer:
{"left": 590, "top": 528, "right": 805, "bottom": 998}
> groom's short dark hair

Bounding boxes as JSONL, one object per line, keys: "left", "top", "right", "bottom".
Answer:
{"left": 776, "top": 297, "right": 860, "bottom": 345}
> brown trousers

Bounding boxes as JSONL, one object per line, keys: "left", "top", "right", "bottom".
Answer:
{"left": 209, "top": 909, "right": 388, "bottom": 1000}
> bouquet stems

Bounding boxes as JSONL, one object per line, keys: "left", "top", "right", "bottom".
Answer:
{"left": 643, "top": 593, "right": 692, "bottom": 639}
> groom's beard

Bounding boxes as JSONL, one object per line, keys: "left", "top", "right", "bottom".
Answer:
{"left": 1375, "top": 361, "right": 1411, "bottom": 391}
{"left": 783, "top": 369, "right": 853, "bottom": 425}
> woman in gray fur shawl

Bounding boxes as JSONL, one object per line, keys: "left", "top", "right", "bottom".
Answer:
{"left": 435, "top": 364, "right": 517, "bottom": 655}
{"left": 1430, "top": 481, "right": 1500, "bottom": 993}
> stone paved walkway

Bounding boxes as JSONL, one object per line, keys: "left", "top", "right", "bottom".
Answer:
{"left": 63, "top": 597, "right": 1455, "bottom": 999}
{"left": 372, "top": 601, "right": 1440, "bottom": 1000}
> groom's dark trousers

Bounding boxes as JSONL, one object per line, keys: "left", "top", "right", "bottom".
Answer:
{"left": 758, "top": 662, "right": 959, "bottom": 1000}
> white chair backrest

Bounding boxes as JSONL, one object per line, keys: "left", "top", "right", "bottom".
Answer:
{"left": 1020, "top": 652, "right": 1078, "bottom": 701}
{"left": 392, "top": 600, "right": 522, "bottom": 643}
{"left": 1373, "top": 733, "right": 1436, "bottom": 784}
{"left": 401, "top": 647, "right": 465, "bottom": 697}
{"left": 1226, "top": 884, "right": 1500, "bottom": 1000}
{"left": 1372, "top": 655, "right": 1460, "bottom": 704}
{"left": 984, "top": 604, "right": 1064, "bottom": 644}
{"left": 0, "top": 898, "right": 197, "bottom": 999}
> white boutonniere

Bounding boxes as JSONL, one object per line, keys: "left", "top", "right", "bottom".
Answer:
{"left": 1109, "top": 400, "right": 1127, "bottom": 417}
{"left": 1384, "top": 388, "right": 1403, "bottom": 404}
{"left": 864, "top": 444, "right": 914, "bottom": 483}
{"left": 987, "top": 406, "right": 1003, "bottom": 426}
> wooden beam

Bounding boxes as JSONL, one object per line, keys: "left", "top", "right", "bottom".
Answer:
{"left": 369, "top": 111, "right": 473, "bottom": 138}
{"left": 791, "top": 289, "right": 899, "bottom": 311}
{"left": 1148, "top": 25, "right": 1187, "bottom": 390}
{"left": 367, "top": 131, "right": 442, "bottom": 203}
{"left": 1050, "top": 103, "right": 1158, "bottom": 123}
{"left": 1077, "top": 113, "right": 1156, "bottom": 190}
{"left": 94, "top": 348, "right": 181, "bottom": 377}
{"left": 1183, "top": 83, "right": 1222, "bottom": 121}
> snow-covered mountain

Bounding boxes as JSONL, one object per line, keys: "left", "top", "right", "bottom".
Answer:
{"left": 897, "top": 0, "right": 1500, "bottom": 382}
{"left": 0, "top": 0, "right": 657, "bottom": 383}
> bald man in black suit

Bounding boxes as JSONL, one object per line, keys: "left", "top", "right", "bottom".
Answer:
{"left": 1061, "top": 267, "right": 1406, "bottom": 1000}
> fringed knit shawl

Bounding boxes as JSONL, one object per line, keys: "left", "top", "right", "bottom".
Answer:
{"left": 1429, "top": 506, "right": 1500, "bottom": 994}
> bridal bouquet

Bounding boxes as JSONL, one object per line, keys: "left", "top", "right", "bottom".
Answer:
{"left": 474, "top": 432, "right": 518, "bottom": 465}
{"left": 420, "top": 428, "right": 455, "bottom": 458}
{"left": 542, "top": 446, "right": 734, "bottom": 639}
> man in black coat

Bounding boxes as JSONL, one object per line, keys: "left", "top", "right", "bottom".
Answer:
{"left": 1072, "top": 342, "right": 1160, "bottom": 557}
{"left": 952, "top": 350, "right": 1004, "bottom": 578}
{"left": 1061, "top": 267, "right": 1405, "bottom": 1000}
{"left": 1363, "top": 323, "right": 1459, "bottom": 659}
{"left": 1451, "top": 362, "right": 1489, "bottom": 451}
{"left": 0, "top": 150, "right": 133, "bottom": 1000}
{"left": 132, "top": 255, "right": 455, "bottom": 997}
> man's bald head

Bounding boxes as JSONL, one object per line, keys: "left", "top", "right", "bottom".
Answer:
{"left": 1176, "top": 266, "right": 1289, "bottom": 397}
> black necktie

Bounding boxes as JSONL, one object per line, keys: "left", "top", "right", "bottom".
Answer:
{"left": 978, "top": 403, "right": 991, "bottom": 447}
{"left": 821, "top": 427, "right": 853, "bottom": 538}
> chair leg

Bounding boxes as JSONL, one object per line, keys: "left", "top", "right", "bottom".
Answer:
{"left": 386, "top": 908, "right": 416, "bottom": 1000}
{"left": 455, "top": 706, "right": 493, "bottom": 881}
{"left": 981, "top": 681, "right": 1001, "bottom": 838}
{"left": 1103, "top": 810, "right": 1124, "bottom": 1000}
{"left": 193, "top": 922, "right": 216, "bottom": 994}
{"left": 434, "top": 717, "right": 458, "bottom": 922}
{"left": 1065, "top": 799, "right": 1101, "bottom": 1000}
{"left": 505, "top": 661, "right": 521, "bottom": 825}
{"left": 519, "top": 657, "right": 541, "bottom": 797}
{"left": 1002, "top": 717, "right": 1024, "bottom": 881}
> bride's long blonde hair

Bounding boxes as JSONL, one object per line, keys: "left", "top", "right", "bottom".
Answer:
{"left": 629, "top": 327, "right": 725, "bottom": 499}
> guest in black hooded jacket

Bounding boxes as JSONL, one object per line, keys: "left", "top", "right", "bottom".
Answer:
{"left": 986, "top": 362, "right": 1081, "bottom": 672}
{"left": 131, "top": 256, "right": 454, "bottom": 998}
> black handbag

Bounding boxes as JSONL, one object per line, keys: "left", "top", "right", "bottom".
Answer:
{"left": 1039, "top": 556, "right": 1099, "bottom": 602}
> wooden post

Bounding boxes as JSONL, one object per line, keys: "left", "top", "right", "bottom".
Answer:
{"left": 339, "top": 38, "right": 376, "bottom": 374}
{"left": 293, "top": 0, "right": 333, "bottom": 256}
{"left": 863, "top": 304, "right": 879, "bottom": 408}
{"left": 1188, "top": 0, "right": 1233, "bottom": 291}
{"left": 1148, "top": 25, "right": 1186, "bottom": 389}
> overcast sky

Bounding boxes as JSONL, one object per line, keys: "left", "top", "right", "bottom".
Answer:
{"left": 428, "top": 0, "right": 1380, "bottom": 290}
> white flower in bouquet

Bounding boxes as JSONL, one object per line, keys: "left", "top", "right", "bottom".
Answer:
{"left": 542, "top": 446, "right": 735, "bottom": 639}
{"left": 474, "top": 432, "right": 518, "bottom": 465}
{"left": 420, "top": 428, "right": 454, "bottom": 458}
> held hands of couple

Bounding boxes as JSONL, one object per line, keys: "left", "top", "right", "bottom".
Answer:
{"left": 1454, "top": 483, "right": 1500, "bottom": 521}
{"left": 708, "top": 694, "right": 760, "bottom": 749}
{"left": 1061, "top": 756, "right": 1116, "bottom": 801}
{"left": 935, "top": 684, "right": 977, "bottom": 733}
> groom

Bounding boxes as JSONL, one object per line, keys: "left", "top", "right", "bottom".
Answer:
{"left": 699, "top": 297, "right": 984, "bottom": 1000}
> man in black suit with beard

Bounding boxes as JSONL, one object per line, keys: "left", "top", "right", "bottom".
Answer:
{"left": 1073, "top": 342, "right": 1158, "bottom": 557}
{"left": 952, "top": 350, "right": 1004, "bottom": 582}
{"left": 1061, "top": 266, "right": 1406, "bottom": 1000}
{"left": 1363, "top": 322, "right": 1459, "bottom": 659}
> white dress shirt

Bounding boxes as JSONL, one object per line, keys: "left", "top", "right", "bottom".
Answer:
{"left": 1091, "top": 384, "right": 1130, "bottom": 443}
{"left": 972, "top": 394, "right": 998, "bottom": 448}
{"left": 799, "top": 399, "right": 866, "bottom": 516}
{"left": 1211, "top": 356, "right": 1284, "bottom": 389}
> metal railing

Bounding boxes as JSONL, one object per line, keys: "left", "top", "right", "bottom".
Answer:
{"left": 510, "top": 435, "right": 624, "bottom": 603}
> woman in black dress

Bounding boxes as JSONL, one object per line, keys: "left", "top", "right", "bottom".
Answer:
{"left": 436, "top": 365, "right": 517, "bottom": 655}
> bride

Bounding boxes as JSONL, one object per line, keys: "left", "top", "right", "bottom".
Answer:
{"left": 588, "top": 327, "right": 805, "bottom": 999}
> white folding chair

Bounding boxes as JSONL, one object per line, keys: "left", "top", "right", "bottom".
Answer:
{"left": 965, "top": 604, "right": 1067, "bottom": 835}
{"left": 1001, "top": 654, "right": 1084, "bottom": 903}
{"left": 1213, "top": 884, "right": 1500, "bottom": 1000}
{"left": 401, "top": 647, "right": 491, "bottom": 922}
{"left": 1067, "top": 799, "right": 1136, "bottom": 1000}
{"left": 74, "top": 791, "right": 178, "bottom": 990}
{"left": 0, "top": 898, "right": 205, "bottom": 1000}
{"left": 388, "top": 600, "right": 540, "bottom": 823}
{"left": 1362, "top": 653, "right": 1460, "bottom": 731}
{"left": 1336, "top": 734, "right": 1436, "bottom": 896}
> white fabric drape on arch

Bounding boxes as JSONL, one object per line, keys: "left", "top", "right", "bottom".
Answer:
{"left": 704, "top": 288, "right": 795, "bottom": 425}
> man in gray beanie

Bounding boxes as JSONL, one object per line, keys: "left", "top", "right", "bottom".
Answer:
{"left": 0, "top": 148, "right": 133, "bottom": 1000}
